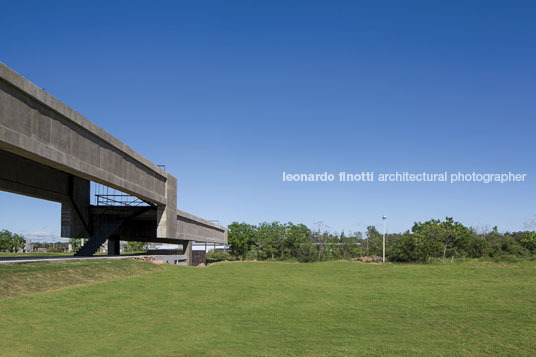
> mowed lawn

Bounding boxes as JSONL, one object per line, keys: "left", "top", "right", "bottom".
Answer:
{"left": 1, "top": 260, "right": 535, "bottom": 356}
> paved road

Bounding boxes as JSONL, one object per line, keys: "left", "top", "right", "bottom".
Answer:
{"left": 0, "top": 255, "right": 143, "bottom": 265}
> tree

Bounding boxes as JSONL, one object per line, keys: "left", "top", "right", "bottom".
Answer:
{"left": 12, "top": 233, "right": 25, "bottom": 252}
{"left": 0, "top": 230, "right": 11, "bottom": 251}
{"left": 520, "top": 231, "right": 536, "bottom": 254}
{"left": 283, "top": 223, "right": 310, "bottom": 259}
{"left": 125, "top": 241, "right": 144, "bottom": 252}
{"left": 338, "top": 231, "right": 362, "bottom": 259}
{"left": 488, "top": 232, "right": 530, "bottom": 258}
{"left": 256, "top": 222, "right": 285, "bottom": 260}
{"left": 387, "top": 231, "right": 417, "bottom": 262}
{"left": 0, "top": 229, "right": 25, "bottom": 252}
{"left": 411, "top": 217, "right": 473, "bottom": 261}
{"left": 297, "top": 240, "right": 318, "bottom": 262}
{"left": 310, "top": 222, "right": 332, "bottom": 261}
{"left": 466, "top": 232, "right": 489, "bottom": 258}
{"left": 228, "top": 222, "right": 257, "bottom": 260}
{"left": 69, "top": 238, "right": 82, "bottom": 250}
{"left": 365, "top": 226, "right": 382, "bottom": 256}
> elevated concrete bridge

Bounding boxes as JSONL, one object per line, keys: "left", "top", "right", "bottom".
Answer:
{"left": 0, "top": 63, "right": 226, "bottom": 263}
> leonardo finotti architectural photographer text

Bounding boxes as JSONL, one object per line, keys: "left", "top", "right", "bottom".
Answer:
{"left": 282, "top": 172, "right": 527, "bottom": 184}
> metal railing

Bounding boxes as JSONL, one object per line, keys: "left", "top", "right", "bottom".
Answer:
{"left": 92, "top": 182, "right": 153, "bottom": 207}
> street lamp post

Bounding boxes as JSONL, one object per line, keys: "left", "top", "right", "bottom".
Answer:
{"left": 382, "top": 216, "right": 387, "bottom": 263}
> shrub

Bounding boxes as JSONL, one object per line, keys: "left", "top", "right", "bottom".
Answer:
{"left": 206, "top": 250, "right": 235, "bottom": 262}
{"left": 297, "top": 241, "right": 318, "bottom": 263}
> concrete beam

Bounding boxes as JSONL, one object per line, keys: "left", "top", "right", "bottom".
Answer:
{"left": 0, "top": 62, "right": 178, "bottom": 239}
{"left": 176, "top": 209, "right": 228, "bottom": 244}
{"left": 0, "top": 149, "right": 90, "bottom": 238}
{"left": 0, "top": 148, "right": 70, "bottom": 202}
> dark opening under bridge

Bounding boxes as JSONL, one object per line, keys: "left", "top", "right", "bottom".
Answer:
{"left": 0, "top": 63, "right": 227, "bottom": 264}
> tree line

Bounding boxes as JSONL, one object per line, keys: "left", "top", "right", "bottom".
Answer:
{"left": 226, "top": 218, "right": 536, "bottom": 263}
{"left": 0, "top": 229, "right": 25, "bottom": 252}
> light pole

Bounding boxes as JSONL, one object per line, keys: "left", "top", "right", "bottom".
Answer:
{"left": 382, "top": 216, "right": 387, "bottom": 263}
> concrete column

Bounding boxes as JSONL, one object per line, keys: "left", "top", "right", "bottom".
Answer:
{"left": 108, "top": 238, "right": 120, "bottom": 256}
{"left": 156, "top": 174, "right": 178, "bottom": 239}
{"left": 183, "top": 240, "right": 193, "bottom": 266}
{"left": 61, "top": 175, "right": 90, "bottom": 238}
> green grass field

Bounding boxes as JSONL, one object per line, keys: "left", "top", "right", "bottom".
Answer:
{"left": 1, "top": 260, "right": 535, "bottom": 356}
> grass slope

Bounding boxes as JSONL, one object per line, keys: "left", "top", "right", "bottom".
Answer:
{"left": 0, "top": 260, "right": 535, "bottom": 356}
{"left": 0, "top": 260, "right": 162, "bottom": 298}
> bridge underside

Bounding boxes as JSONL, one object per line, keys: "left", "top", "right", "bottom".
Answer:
{"left": 0, "top": 148, "right": 226, "bottom": 259}
{"left": 89, "top": 206, "right": 226, "bottom": 244}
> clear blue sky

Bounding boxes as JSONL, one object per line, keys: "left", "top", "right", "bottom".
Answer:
{"left": 1, "top": 0, "right": 535, "bottom": 241}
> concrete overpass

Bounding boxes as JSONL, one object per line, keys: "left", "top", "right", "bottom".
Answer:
{"left": 0, "top": 62, "right": 227, "bottom": 263}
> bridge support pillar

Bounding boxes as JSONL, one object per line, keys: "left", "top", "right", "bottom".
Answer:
{"left": 108, "top": 238, "right": 120, "bottom": 256}
{"left": 61, "top": 175, "right": 90, "bottom": 239}
{"left": 183, "top": 240, "right": 193, "bottom": 266}
{"left": 156, "top": 175, "right": 178, "bottom": 240}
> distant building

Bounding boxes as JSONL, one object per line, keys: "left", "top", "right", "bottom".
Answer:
{"left": 24, "top": 240, "right": 33, "bottom": 253}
